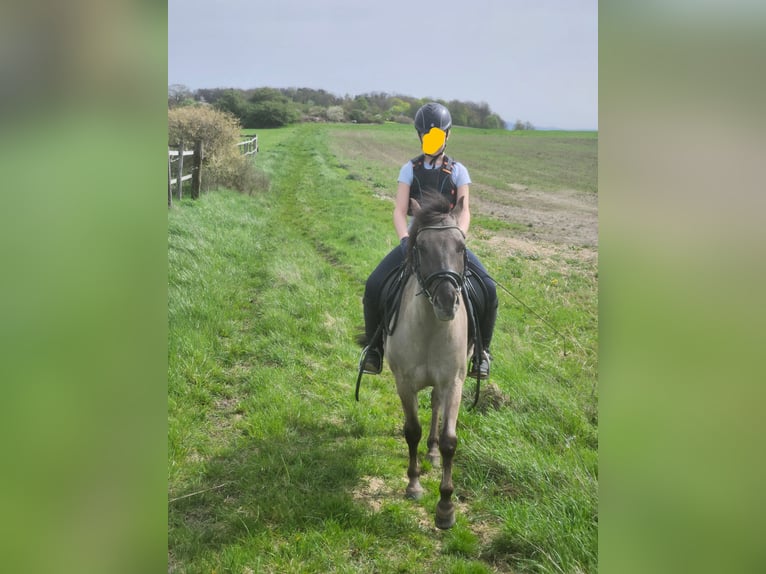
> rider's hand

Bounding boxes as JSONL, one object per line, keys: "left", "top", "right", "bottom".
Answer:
{"left": 400, "top": 236, "right": 409, "bottom": 256}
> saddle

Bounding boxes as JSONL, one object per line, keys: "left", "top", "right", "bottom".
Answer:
{"left": 357, "top": 263, "right": 490, "bottom": 408}
{"left": 376, "top": 262, "right": 488, "bottom": 354}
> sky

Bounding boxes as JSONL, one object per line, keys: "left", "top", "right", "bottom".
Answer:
{"left": 168, "top": 0, "right": 598, "bottom": 130}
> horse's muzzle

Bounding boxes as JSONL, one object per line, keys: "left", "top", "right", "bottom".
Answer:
{"left": 431, "top": 280, "right": 461, "bottom": 321}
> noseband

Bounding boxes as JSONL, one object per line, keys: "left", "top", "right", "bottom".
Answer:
{"left": 411, "top": 225, "right": 467, "bottom": 304}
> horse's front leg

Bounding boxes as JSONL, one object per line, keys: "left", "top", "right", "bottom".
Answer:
{"left": 399, "top": 391, "right": 424, "bottom": 500}
{"left": 426, "top": 387, "right": 441, "bottom": 468}
{"left": 435, "top": 381, "right": 463, "bottom": 529}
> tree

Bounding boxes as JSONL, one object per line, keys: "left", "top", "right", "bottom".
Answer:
{"left": 214, "top": 90, "right": 248, "bottom": 119}
{"left": 326, "top": 105, "right": 344, "bottom": 122}
{"left": 387, "top": 97, "right": 410, "bottom": 120}
{"left": 195, "top": 88, "right": 229, "bottom": 106}
{"left": 245, "top": 100, "right": 300, "bottom": 128}
{"left": 448, "top": 100, "right": 469, "bottom": 127}
{"left": 483, "top": 114, "right": 504, "bottom": 129}
{"left": 168, "top": 84, "right": 192, "bottom": 108}
{"left": 512, "top": 119, "right": 535, "bottom": 131}
{"left": 177, "top": 85, "right": 507, "bottom": 128}
{"left": 249, "top": 87, "right": 288, "bottom": 104}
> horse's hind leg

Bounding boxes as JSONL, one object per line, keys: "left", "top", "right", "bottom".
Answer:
{"left": 399, "top": 391, "right": 424, "bottom": 500}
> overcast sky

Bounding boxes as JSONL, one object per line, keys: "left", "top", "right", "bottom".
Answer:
{"left": 168, "top": 0, "right": 597, "bottom": 130}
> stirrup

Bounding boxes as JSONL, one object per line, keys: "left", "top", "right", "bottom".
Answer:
{"left": 359, "top": 345, "right": 382, "bottom": 375}
{"left": 468, "top": 350, "right": 491, "bottom": 380}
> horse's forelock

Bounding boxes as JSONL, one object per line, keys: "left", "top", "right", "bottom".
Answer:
{"left": 407, "top": 194, "right": 459, "bottom": 264}
{"left": 410, "top": 193, "right": 454, "bottom": 235}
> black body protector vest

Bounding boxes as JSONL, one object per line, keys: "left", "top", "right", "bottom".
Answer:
{"left": 407, "top": 154, "right": 458, "bottom": 215}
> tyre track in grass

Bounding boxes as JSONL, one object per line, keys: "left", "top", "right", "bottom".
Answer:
{"left": 267, "top": 124, "right": 397, "bottom": 291}
{"left": 268, "top": 125, "right": 360, "bottom": 281}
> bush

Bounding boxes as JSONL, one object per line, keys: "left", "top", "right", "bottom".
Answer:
{"left": 214, "top": 90, "right": 249, "bottom": 119}
{"left": 326, "top": 105, "right": 344, "bottom": 122}
{"left": 244, "top": 100, "right": 300, "bottom": 128}
{"left": 390, "top": 114, "right": 413, "bottom": 125}
{"left": 168, "top": 105, "right": 240, "bottom": 157}
{"left": 168, "top": 106, "right": 261, "bottom": 193}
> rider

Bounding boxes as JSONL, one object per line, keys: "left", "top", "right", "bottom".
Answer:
{"left": 361, "top": 102, "right": 498, "bottom": 378}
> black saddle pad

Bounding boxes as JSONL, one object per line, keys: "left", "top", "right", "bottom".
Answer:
{"left": 378, "top": 264, "right": 487, "bottom": 350}
{"left": 380, "top": 264, "right": 403, "bottom": 307}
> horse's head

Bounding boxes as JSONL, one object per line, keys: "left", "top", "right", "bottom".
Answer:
{"left": 408, "top": 194, "right": 467, "bottom": 321}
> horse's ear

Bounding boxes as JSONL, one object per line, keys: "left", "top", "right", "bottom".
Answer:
{"left": 451, "top": 195, "right": 465, "bottom": 220}
{"left": 410, "top": 198, "right": 422, "bottom": 216}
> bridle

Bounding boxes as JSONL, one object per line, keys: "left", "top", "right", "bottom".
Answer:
{"left": 411, "top": 224, "right": 467, "bottom": 305}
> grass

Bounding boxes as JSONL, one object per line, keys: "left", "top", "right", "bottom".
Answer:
{"left": 325, "top": 123, "right": 598, "bottom": 196}
{"left": 168, "top": 123, "right": 597, "bottom": 573}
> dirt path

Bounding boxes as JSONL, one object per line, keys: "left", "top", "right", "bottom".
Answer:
{"left": 471, "top": 184, "right": 598, "bottom": 265}
{"left": 327, "top": 125, "right": 598, "bottom": 265}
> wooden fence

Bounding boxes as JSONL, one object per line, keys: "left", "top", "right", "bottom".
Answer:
{"left": 167, "top": 134, "right": 258, "bottom": 207}
{"left": 237, "top": 135, "right": 258, "bottom": 156}
{"left": 167, "top": 141, "right": 202, "bottom": 207}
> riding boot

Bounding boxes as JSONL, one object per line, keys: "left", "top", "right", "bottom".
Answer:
{"left": 361, "top": 244, "right": 407, "bottom": 375}
{"left": 480, "top": 296, "right": 498, "bottom": 353}
{"left": 468, "top": 296, "right": 498, "bottom": 379}
{"left": 361, "top": 294, "right": 384, "bottom": 374}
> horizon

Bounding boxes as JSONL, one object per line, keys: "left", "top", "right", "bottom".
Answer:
{"left": 169, "top": 83, "right": 598, "bottom": 132}
{"left": 168, "top": 1, "right": 597, "bottom": 132}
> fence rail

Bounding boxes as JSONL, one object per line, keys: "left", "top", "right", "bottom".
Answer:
{"left": 168, "top": 150, "right": 194, "bottom": 187}
{"left": 167, "top": 141, "right": 203, "bottom": 207}
{"left": 237, "top": 135, "right": 258, "bottom": 156}
{"left": 168, "top": 134, "right": 257, "bottom": 207}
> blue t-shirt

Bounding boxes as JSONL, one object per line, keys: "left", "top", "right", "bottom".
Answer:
{"left": 398, "top": 157, "right": 471, "bottom": 188}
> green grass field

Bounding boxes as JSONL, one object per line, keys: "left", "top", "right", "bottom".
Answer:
{"left": 169, "top": 123, "right": 598, "bottom": 573}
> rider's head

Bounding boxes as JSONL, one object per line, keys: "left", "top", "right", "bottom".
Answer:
{"left": 414, "top": 102, "right": 452, "bottom": 156}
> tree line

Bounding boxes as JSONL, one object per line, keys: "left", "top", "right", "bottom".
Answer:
{"left": 168, "top": 85, "right": 516, "bottom": 130}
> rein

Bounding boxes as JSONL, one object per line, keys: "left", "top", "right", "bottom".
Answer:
{"left": 411, "top": 225, "right": 467, "bottom": 303}
{"left": 357, "top": 221, "right": 482, "bottom": 407}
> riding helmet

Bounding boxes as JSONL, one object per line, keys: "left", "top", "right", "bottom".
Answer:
{"left": 414, "top": 102, "right": 452, "bottom": 135}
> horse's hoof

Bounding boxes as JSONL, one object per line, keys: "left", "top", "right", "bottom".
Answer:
{"left": 406, "top": 485, "right": 424, "bottom": 500}
{"left": 427, "top": 453, "right": 441, "bottom": 469}
{"left": 435, "top": 503, "right": 456, "bottom": 529}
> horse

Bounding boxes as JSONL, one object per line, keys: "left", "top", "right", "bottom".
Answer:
{"left": 385, "top": 193, "right": 471, "bottom": 530}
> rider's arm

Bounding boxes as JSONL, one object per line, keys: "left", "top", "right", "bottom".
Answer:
{"left": 456, "top": 184, "right": 471, "bottom": 235}
{"left": 393, "top": 181, "right": 411, "bottom": 240}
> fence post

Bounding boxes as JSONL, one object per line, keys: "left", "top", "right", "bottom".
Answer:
{"left": 167, "top": 147, "right": 173, "bottom": 208}
{"left": 191, "top": 141, "right": 203, "bottom": 199}
{"left": 177, "top": 141, "right": 185, "bottom": 200}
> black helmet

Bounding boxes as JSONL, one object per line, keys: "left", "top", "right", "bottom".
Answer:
{"left": 414, "top": 102, "right": 452, "bottom": 135}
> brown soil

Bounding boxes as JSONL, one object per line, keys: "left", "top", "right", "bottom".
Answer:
{"left": 471, "top": 184, "right": 598, "bottom": 264}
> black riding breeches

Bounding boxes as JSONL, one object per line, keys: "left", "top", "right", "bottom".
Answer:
{"left": 466, "top": 249, "right": 498, "bottom": 349}
{"left": 363, "top": 244, "right": 405, "bottom": 342}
